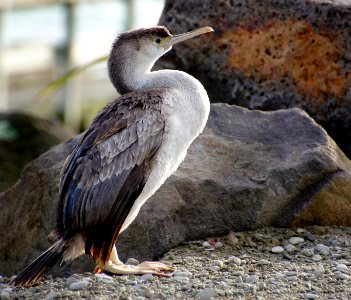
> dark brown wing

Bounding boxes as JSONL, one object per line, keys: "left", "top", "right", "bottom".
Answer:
{"left": 56, "top": 88, "right": 168, "bottom": 263}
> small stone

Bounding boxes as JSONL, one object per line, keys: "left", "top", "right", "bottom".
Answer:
{"left": 336, "top": 264, "right": 349, "bottom": 274}
{"left": 257, "top": 282, "right": 266, "bottom": 291}
{"left": 212, "top": 260, "right": 224, "bottom": 269}
{"left": 95, "top": 273, "right": 113, "bottom": 283}
{"left": 69, "top": 280, "right": 88, "bottom": 291}
{"left": 246, "top": 236, "right": 257, "bottom": 247}
{"left": 312, "top": 254, "right": 322, "bottom": 262}
{"left": 285, "top": 244, "right": 297, "bottom": 253}
{"left": 304, "top": 293, "right": 318, "bottom": 299}
{"left": 126, "top": 258, "right": 139, "bottom": 266}
{"left": 45, "top": 291, "right": 58, "bottom": 300}
{"left": 311, "top": 226, "right": 327, "bottom": 235}
{"left": 301, "top": 248, "right": 314, "bottom": 257}
{"left": 172, "top": 276, "right": 189, "bottom": 283}
{"left": 304, "top": 231, "right": 317, "bottom": 242}
{"left": 257, "top": 259, "right": 270, "bottom": 265}
{"left": 271, "top": 246, "right": 284, "bottom": 254}
{"left": 196, "top": 288, "right": 215, "bottom": 300}
{"left": 271, "top": 237, "right": 281, "bottom": 246}
{"left": 337, "top": 273, "right": 349, "bottom": 280}
{"left": 22, "top": 291, "right": 33, "bottom": 298}
{"left": 140, "top": 274, "right": 154, "bottom": 282}
{"left": 0, "top": 291, "right": 11, "bottom": 300}
{"left": 226, "top": 232, "right": 239, "bottom": 245}
{"left": 0, "top": 276, "right": 4, "bottom": 283}
{"left": 286, "top": 276, "right": 298, "bottom": 281}
{"left": 289, "top": 237, "right": 304, "bottom": 245}
{"left": 202, "top": 241, "right": 212, "bottom": 248}
{"left": 227, "top": 256, "right": 241, "bottom": 265}
{"left": 282, "top": 253, "right": 292, "bottom": 260}
{"left": 315, "top": 244, "right": 329, "bottom": 256}
{"left": 314, "top": 266, "right": 324, "bottom": 279}
{"left": 173, "top": 271, "right": 192, "bottom": 278}
{"left": 248, "top": 274, "right": 259, "bottom": 283}
{"left": 215, "top": 241, "right": 223, "bottom": 248}
{"left": 286, "top": 271, "right": 297, "bottom": 276}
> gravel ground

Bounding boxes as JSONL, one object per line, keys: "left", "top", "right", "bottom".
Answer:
{"left": 1, "top": 226, "right": 351, "bottom": 299}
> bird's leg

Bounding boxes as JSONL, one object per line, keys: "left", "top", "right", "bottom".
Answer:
{"left": 95, "top": 245, "right": 174, "bottom": 277}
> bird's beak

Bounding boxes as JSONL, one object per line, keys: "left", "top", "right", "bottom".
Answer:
{"left": 163, "top": 26, "right": 213, "bottom": 49}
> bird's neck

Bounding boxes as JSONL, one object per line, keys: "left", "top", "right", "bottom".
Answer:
{"left": 109, "top": 49, "right": 160, "bottom": 94}
{"left": 109, "top": 50, "right": 196, "bottom": 94}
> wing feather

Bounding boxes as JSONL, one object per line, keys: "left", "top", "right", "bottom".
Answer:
{"left": 56, "top": 88, "right": 168, "bottom": 262}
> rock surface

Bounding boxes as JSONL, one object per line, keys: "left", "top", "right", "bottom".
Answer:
{"left": 0, "top": 112, "right": 73, "bottom": 192}
{"left": 1, "top": 103, "right": 351, "bottom": 277}
{"left": 157, "top": 0, "right": 351, "bottom": 157}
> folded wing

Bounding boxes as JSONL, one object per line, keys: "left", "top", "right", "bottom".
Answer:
{"left": 57, "top": 88, "right": 169, "bottom": 262}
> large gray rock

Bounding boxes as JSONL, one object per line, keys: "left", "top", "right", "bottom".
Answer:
{"left": 0, "top": 113, "right": 73, "bottom": 192}
{"left": 1, "top": 104, "right": 351, "bottom": 277}
{"left": 157, "top": 0, "right": 351, "bottom": 157}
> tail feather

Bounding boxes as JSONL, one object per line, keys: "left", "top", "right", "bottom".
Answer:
{"left": 10, "top": 240, "right": 67, "bottom": 287}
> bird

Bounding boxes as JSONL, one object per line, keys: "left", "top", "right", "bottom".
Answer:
{"left": 10, "top": 25, "right": 213, "bottom": 287}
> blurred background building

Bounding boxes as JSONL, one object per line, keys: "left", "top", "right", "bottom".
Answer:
{"left": 0, "top": 0, "right": 165, "bottom": 130}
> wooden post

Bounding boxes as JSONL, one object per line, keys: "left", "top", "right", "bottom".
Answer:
{"left": 62, "top": 2, "right": 82, "bottom": 131}
{"left": 126, "top": 0, "right": 136, "bottom": 29}
{"left": 0, "top": 8, "right": 8, "bottom": 111}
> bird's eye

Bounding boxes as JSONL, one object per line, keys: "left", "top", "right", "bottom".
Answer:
{"left": 155, "top": 38, "right": 161, "bottom": 44}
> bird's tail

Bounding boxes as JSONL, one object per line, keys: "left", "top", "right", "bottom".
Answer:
{"left": 10, "top": 239, "right": 67, "bottom": 287}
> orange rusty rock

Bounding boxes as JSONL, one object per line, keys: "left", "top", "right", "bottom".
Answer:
{"left": 219, "top": 18, "right": 350, "bottom": 103}
{"left": 291, "top": 172, "right": 351, "bottom": 227}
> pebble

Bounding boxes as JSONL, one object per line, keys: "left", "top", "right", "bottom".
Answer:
{"left": 315, "top": 244, "right": 329, "bottom": 256}
{"left": 285, "top": 244, "right": 297, "bottom": 253}
{"left": 301, "top": 248, "right": 314, "bottom": 257}
{"left": 95, "top": 273, "right": 113, "bottom": 284}
{"left": 140, "top": 274, "right": 154, "bottom": 282}
{"left": 196, "top": 288, "right": 215, "bottom": 300}
{"left": 289, "top": 237, "right": 304, "bottom": 245}
{"left": 248, "top": 274, "right": 259, "bottom": 283}
{"left": 215, "top": 241, "right": 223, "bottom": 248}
{"left": 336, "top": 273, "right": 349, "bottom": 280}
{"left": 257, "top": 259, "right": 270, "bottom": 265}
{"left": 314, "top": 266, "right": 324, "bottom": 279}
{"left": 125, "top": 258, "right": 140, "bottom": 266}
{"left": 227, "top": 256, "right": 241, "bottom": 265}
{"left": 44, "top": 291, "right": 58, "bottom": 300}
{"left": 202, "top": 241, "right": 212, "bottom": 248}
{"left": 172, "top": 276, "right": 189, "bottom": 283}
{"left": 69, "top": 280, "right": 89, "bottom": 290}
{"left": 286, "top": 271, "right": 297, "bottom": 276}
{"left": 0, "top": 276, "right": 3, "bottom": 284}
{"left": 286, "top": 276, "right": 298, "bottom": 281}
{"left": 312, "top": 254, "right": 322, "bottom": 262}
{"left": 336, "top": 263, "right": 349, "bottom": 274}
{"left": 304, "top": 293, "right": 318, "bottom": 299}
{"left": 173, "top": 271, "right": 192, "bottom": 277}
{"left": 227, "top": 232, "right": 239, "bottom": 245}
{"left": 304, "top": 231, "right": 317, "bottom": 242}
{"left": 0, "top": 291, "right": 11, "bottom": 300}
{"left": 271, "top": 246, "right": 284, "bottom": 254}
{"left": 212, "top": 260, "right": 224, "bottom": 269}
{"left": 282, "top": 253, "right": 292, "bottom": 260}
{"left": 271, "top": 237, "right": 281, "bottom": 246}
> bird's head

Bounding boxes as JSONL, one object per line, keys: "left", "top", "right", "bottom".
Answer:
{"left": 108, "top": 26, "right": 213, "bottom": 93}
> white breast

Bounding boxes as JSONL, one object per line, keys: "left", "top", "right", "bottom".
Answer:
{"left": 120, "top": 70, "right": 210, "bottom": 232}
